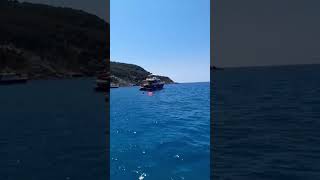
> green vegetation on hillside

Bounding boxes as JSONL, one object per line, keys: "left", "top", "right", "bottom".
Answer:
{"left": 0, "top": 0, "right": 174, "bottom": 84}
{"left": 110, "top": 62, "right": 174, "bottom": 86}
{"left": 0, "top": 0, "right": 108, "bottom": 78}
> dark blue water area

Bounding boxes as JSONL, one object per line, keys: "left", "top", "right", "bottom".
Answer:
{"left": 0, "top": 78, "right": 107, "bottom": 180}
{"left": 212, "top": 65, "right": 320, "bottom": 179}
{"left": 110, "top": 83, "right": 210, "bottom": 180}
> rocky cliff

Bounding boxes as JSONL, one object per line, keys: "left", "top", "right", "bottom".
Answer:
{"left": 0, "top": 0, "right": 108, "bottom": 79}
{"left": 110, "top": 62, "right": 174, "bottom": 86}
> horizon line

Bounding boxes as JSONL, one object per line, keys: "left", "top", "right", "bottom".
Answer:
{"left": 212, "top": 62, "right": 320, "bottom": 69}
{"left": 173, "top": 81, "right": 210, "bottom": 84}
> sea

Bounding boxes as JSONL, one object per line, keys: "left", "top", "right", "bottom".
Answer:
{"left": 0, "top": 78, "right": 108, "bottom": 180}
{"left": 110, "top": 82, "right": 210, "bottom": 180}
{"left": 212, "top": 65, "right": 320, "bottom": 179}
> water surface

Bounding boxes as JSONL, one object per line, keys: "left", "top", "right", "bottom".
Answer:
{"left": 212, "top": 65, "right": 320, "bottom": 179}
{"left": 0, "top": 78, "right": 107, "bottom": 179}
{"left": 111, "top": 83, "right": 210, "bottom": 180}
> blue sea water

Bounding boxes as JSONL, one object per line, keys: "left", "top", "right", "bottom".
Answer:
{"left": 110, "top": 83, "right": 210, "bottom": 180}
{"left": 0, "top": 79, "right": 107, "bottom": 180}
{"left": 212, "top": 65, "right": 320, "bottom": 179}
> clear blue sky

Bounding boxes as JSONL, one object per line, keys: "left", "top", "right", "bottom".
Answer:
{"left": 111, "top": 0, "right": 210, "bottom": 83}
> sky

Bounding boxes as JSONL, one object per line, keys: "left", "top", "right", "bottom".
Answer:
{"left": 111, "top": 0, "right": 210, "bottom": 83}
{"left": 23, "top": 0, "right": 109, "bottom": 21}
{"left": 214, "top": 0, "right": 320, "bottom": 68}
{"left": 23, "top": 0, "right": 209, "bottom": 82}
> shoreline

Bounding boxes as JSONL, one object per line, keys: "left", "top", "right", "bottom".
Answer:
{"left": 215, "top": 63, "right": 320, "bottom": 70}
{"left": 29, "top": 76, "right": 96, "bottom": 81}
{"left": 110, "top": 82, "right": 209, "bottom": 89}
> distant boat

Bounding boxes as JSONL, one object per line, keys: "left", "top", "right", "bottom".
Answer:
{"left": 110, "top": 83, "right": 119, "bottom": 88}
{"left": 211, "top": 66, "right": 223, "bottom": 70}
{"left": 140, "top": 75, "right": 164, "bottom": 91}
{"left": 0, "top": 73, "right": 28, "bottom": 85}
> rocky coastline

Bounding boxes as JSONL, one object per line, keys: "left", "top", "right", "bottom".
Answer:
{"left": 110, "top": 62, "right": 174, "bottom": 87}
{"left": 0, "top": 0, "right": 108, "bottom": 80}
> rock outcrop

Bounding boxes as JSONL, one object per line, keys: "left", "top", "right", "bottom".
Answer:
{"left": 0, "top": 0, "right": 108, "bottom": 79}
{"left": 110, "top": 62, "right": 174, "bottom": 86}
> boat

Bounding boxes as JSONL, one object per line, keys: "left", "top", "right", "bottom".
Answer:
{"left": 0, "top": 73, "right": 28, "bottom": 85}
{"left": 140, "top": 75, "right": 164, "bottom": 91}
{"left": 110, "top": 83, "right": 119, "bottom": 88}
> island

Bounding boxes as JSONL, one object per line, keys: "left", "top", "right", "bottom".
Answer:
{"left": 110, "top": 62, "right": 174, "bottom": 87}
{"left": 0, "top": 0, "right": 174, "bottom": 88}
{"left": 0, "top": 0, "right": 108, "bottom": 79}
